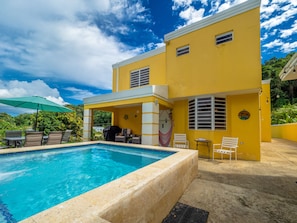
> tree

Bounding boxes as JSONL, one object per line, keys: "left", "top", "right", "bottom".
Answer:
{"left": 0, "top": 105, "right": 85, "bottom": 144}
{"left": 14, "top": 113, "right": 34, "bottom": 127}
{"left": 93, "top": 110, "right": 111, "bottom": 127}
{"left": 37, "top": 108, "right": 83, "bottom": 141}
{"left": 262, "top": 53, "right": 297, "bottom": 109}
{"left": 271, "top": 104, "right": 297, "bottom": 124}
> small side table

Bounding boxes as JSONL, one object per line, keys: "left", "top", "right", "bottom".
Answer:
{"left": 195, "top": 138, "right": 211, "bottom": 159}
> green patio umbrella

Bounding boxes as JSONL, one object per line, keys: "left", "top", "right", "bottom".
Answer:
{"left": 0, "top": 96, "right": 72, "bottom": 130}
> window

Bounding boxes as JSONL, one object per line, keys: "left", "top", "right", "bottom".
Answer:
{"left": 176, "top": 45, "right": 190, "bottom": 56}
{"left": 188, "top": 97, "right": 226, "bottom": 130}
{"left": 216, "top": 32, "right": 233, "bottom": 45}
{"left": 197, "top": 97, "right": 212, "bottom": 129}
{"left": 214, "top": 97, "right": 226, "bottom": 129}
{"left": 130, "top": 67, "right": 149, "bottom": 88}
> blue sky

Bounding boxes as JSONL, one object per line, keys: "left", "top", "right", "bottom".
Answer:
{"left": 0, "top": 0, "right": 296, "bottom": 115}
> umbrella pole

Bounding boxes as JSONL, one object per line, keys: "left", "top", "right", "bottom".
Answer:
{"left": 34, "top": 106, "right": 39, "bottom": 131}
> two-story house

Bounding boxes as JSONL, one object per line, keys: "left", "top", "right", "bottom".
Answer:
{"left": 84, "top": 0, "right": 268, "bottom": 161}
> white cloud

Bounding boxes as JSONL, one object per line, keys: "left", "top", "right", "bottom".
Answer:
{"left": 0, "top": 0, "right": 145, "bottom": 93}
{"left": 0, "top": 79, "right": 66, "bottom": 103}
{"left": 179, "top": 7, "right": 205, "bottom": 24}
{"left": 209, "top": 0, "right": 220, "bottom": 13}
{"left": 282, "top": 41, "right": 297, "bottom": 53}
{"left": 176, "top": 0, "right": 249, "bottom": 25}
{"left": 0, "top": 79, "right": 71, "bottom": 114}
{"left": 260, "top": 3, "right": 280, "bottom": 19}
{"left": 261, "top": 1, "right": 297, "bottom": 30}
{"left": 280, "top": 20, "right": 297, "bottom": 38}
{"left": 261, "top": 32, "right": 269, "bottom": 41}
{"left": 217, "top": 0, "right": 248, "bottom": 12}
{"left": 201, "top": 0, "right": 208, "bottom": 6}
{"left": 64, "top": 87, "right": 96, "bottom": 101}
{"left": 262, "top": 39, "right": 297, "bottom": 54}
{"left": 262, "top": 39, "right": 283, "bottom": 49}
{"left": 172, "top": 0, "right": 193, "bottom": 10}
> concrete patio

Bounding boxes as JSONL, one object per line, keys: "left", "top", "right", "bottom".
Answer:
{"left": 178, "top": 138, "right": 297, "bottom": 223}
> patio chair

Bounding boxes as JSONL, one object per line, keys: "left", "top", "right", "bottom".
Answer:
{"left": 212, "top": 136, "right": 239, "bottom": 161}
{"left": 46, "top": 131, "right": 63, "bottom": 145}
{"left": 61, "top": 130, "right": 72, "bottom": 143}
{"left": 132, "top": 135, "right": 141, "bottom": 144}
{"left": 24, "top": 131, "right": 44, "bottom": 147}
{"left": 115, "top": 128, "right": 131, "bottom": 143}
{"left": 173, "top": 133, "right": 189, "bottom": 149}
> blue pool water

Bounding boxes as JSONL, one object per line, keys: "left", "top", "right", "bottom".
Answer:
{"left": 0, "top": 144, "right": 174, "bottom": 222}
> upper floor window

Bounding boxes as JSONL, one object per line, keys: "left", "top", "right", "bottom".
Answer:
{"left": 176, "top": 45, "right": 190, "bottom": 56}
{"left": 130, "top": 67, "right": 150, "bottom": 88}
{"left": 188, "top": 96, "right": 226, "bottom": 130}
{"left": 216, "top": 31, "right": 233, "bottom": 45}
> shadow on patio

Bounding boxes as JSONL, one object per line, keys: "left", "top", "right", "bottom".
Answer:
{"left": 177, "top": 138, "right": 297, "bottom": 223}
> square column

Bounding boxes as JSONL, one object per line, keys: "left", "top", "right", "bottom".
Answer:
{"left": 142, "top": 101, "right": 159, "bottom": 146}
{"left": 83, "top": 109, "right": 93, "bottom": 142}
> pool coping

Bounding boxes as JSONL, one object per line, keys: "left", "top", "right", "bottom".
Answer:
{"left": 1, "top": 141, "right": 198, "bottom": 223}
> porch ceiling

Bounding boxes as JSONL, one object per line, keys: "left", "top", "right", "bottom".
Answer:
{"left": 83, "top": 85, "right": 171, "bottom": 109}
{"left": 279, "top": 53, "right": 297, "bottom": 81}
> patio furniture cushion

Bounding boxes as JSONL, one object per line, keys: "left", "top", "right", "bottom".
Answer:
{"left": 47, "top": 131, "right": 63, "bottom": 145}
{"left": 24, "top": 132, "right": 44, "bottom": 147}
{"left": 115, "top": 128, "right": 131, "bottom": 143}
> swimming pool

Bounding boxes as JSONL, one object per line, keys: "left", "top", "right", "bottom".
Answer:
{"left": 0, "top": 144, "right": 174, "bottom": 222}
{"left": 0, "top": 141, "right": 198, "bottom": 223}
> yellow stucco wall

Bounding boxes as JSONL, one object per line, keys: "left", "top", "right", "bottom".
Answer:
{"left": 228, "top": 93, "right": 261, "bottom": 161}
{"left": 260, "top": 80, "right": 271, "bottom": 142}
{"left": 114, "top": 106, "right": 142, "bottom": 135}
{"left": 166, "top": 7, "right": 261, "bottom": 99}
{"left": 171, "top": 94, "right": 261, "bottom": 161}
{"left": 272, "top": 123, "right": 297, "bottom": 142}
{"left": 112, "top": 52, "right": 166, "bottom": 92}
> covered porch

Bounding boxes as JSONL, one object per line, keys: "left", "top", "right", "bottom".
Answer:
{"left": 83, "top": 85, "right": 173, "bottom": 146}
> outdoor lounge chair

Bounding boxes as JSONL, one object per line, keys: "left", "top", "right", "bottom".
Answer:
{"left": 61, "top": 129, "right": 72, "bottom": 143}
{"left": 115, "top": 128, "right": 131, "bottom": 143}
{"left": 173, "top": 133, "right": 189, "bottom": 149}
{"left": 46, "top": 131, "right": 63, "bottom": 145}
{"left": 212, "top": 136, "right": 239, "bottom": 161}
{"left": 24, "top": 131, "right": 44, "bottom": 147}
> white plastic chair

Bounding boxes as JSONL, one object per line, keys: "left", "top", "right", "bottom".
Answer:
{"left": 212, "top": 137, "right": 239, "bottom": 161}
{"left": 173, "top": 133, "right": 189, "bottom": 149}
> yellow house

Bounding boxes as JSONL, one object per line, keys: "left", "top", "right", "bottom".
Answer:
{"left": 84, "top": 0, "right": 266, "bottom": 161}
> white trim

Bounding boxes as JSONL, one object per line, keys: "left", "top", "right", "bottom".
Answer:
{"left": 164, "top": 0, "right": 260, "bottom": 42}
{"left": 112, "top": 47, "right": 166, "bottom": 68}
{"left": 83, "top": 85, "right": 169, "bottom": 105}
{"left": 262, "top": 79, "right": 271, "bottom": 85}
{"left": 116, "top": 65, "right": 119, "bottom": 92}
{"left": 279, "top": 53, "right": 297, "bottom": 81}
{"left": 211, "top": 97, "right": 215, "bottom": 130}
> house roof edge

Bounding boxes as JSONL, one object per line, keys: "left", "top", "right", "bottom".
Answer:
{"left": 164, "top": 0, "right": 261, "bottom": 42}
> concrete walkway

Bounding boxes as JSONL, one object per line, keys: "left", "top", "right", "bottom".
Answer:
{"left": 179, "top": 138, "right": 297, "bottom": 223}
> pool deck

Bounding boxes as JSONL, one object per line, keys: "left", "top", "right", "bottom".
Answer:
{"left": 179, "top": 138, "right": 297, "bottom": 223}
